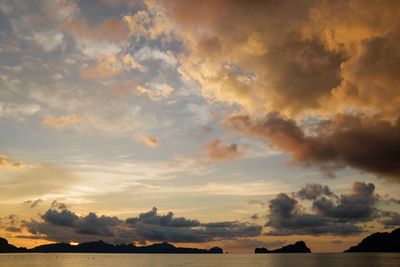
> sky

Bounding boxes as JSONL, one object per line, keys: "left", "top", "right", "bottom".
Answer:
{"left": 0, "top": 0, "right": 400, "bottom": 253}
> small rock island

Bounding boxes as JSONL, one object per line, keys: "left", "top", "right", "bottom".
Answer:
{"left": 255, "top": 241, "right": 311, "bottom": 253}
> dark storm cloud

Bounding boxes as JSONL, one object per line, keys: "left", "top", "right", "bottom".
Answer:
{"left": 125, "top": 207, "right": 261, "bottom": 243}
{"left": 41, "top": 209, "right": 79, "bottom": 227}
{"left": 226, "top": 113, "right": 400, "bottom": 180}
{"left": 23, "top": 207, "right": 262, "bottom": 244}
{"left": 313, "top": 182, "right": 378, "bottom": 221}
{"left": 125, "top": 207, "right": 200, "bottom": 227}
{"left": 264, "top": 182, "right": 393, "bottom": 236}
{"left": 266, "top": 192, "right": 362, "bottom": 236}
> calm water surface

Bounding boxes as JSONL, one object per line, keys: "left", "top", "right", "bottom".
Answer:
{"left": 0, "top": 253, "right": 399, "bottom": 267}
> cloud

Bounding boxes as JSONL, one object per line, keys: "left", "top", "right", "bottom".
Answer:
{"left": 296, "top": 184, "right": 335, "bottom": 200}
{"left": 0, "top": 215, "right": 22, "bottom": 233}
{"left": 0, "top": 102, "right": 40, "bottom": 119}
{"left": 0, "top": 155, "right": 24, "bottom": 169}
{"left": 247, "top": 200, "right": 266, "bottom": 208}
{"left": 81, "top": 54, "right": 143, "bottom": 79}
{"left": 24, "top": 199, "right": 43, "bottom": 208}
{"left": 63, "top": 18, "right": 129, "bottom": 58}
{"left": 29, "top": 31, "right": 65, "bottom": 52}
{"left": 381, "top": 212, "right": 400, "bottom": 229}
{"left": 203, "top": 139, "right": 246, "bottom": 162}
{"left": 312, "top": 182, "right": 378, "bottom": 221}
{"left": 50, "top": 200, "right": 68, "bottom": 210}
{"left": 134, "top": 84, "right": 173, "bottom": 101}
{"left": 266, "top": 192, "right": 362, "bottom": 236}
{"left": 123, "top": 7, "right": 172, "bottom": 40}
{"left": 134, "top": 135, "right": 158, "bottom": 147}
{"left": 134, "top": 46, "right": 178, "bottom": 66}
{"left": 25, "top": 209, "right": 121, "bottom": 242}
{"left": 162, "top": 0, "right": 400, "bottom": 117}
{"left": 42, "top": 114, "right": 84, "bottom": 130}
{"left": 265, "top": 182, "right": 384, "bottom": 236}
{"left": 23, "top": 207, "right": 262, "bottom": 244}
{"left": 226, "top": 112, "right": 400, "bottom": 180}
{"left": 158, "top": 0, "right": 400, "bottom": 181}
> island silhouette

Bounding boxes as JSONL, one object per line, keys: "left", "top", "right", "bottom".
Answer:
{"left": 1, "top": 227, "right": 399, "bottom": 254}
{"left": 0, "top": 238, "right": 222, "bottom": 254}
{"left": 344, "top": 227, "right": 400, "bottom": 253}
{"left": 254, "top": 241, "right": 311, "bottom": 253}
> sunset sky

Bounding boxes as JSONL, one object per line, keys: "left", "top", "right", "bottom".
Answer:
{"left": 0, "top": 0, "right": 400, "bottom": 253}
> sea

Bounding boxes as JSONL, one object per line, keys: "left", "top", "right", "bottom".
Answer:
{"left": 0, "top": 253, "right": 399, "bottom": 267}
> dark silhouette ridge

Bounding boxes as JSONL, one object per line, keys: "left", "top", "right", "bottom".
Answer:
{"left": 0, "top": 237, "right": 27, "bottom": 253}
{"left": 0, "top": 238, "right": 223, "bottom": 254}
{"left": 344, "top": 227, "right": 400, "bottom": 253}
{"left": 255, "top": 241, "right": 311, "bottom": 253}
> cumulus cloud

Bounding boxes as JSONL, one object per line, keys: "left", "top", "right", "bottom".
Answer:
{"left": 265, "top": 182, "right": 385, "bottom": 236}
{"left": 312, "top": 182, "right": 378, "bottom": 221}
{"left": 158, "top": 0, "right": 400, "bottom": 181}
{"left": 134, "top": 134, "right": 158, "bottom": 147}
{"left": 42, "top": 114, "right": 84, "bottom": 130}
{"left": 226, "top": 113, "right": 400, "bottom": 180}
{"left": 23, "top": 207, "right": 262, "bottom": 244}
{"left": 296, "top": 184, "right": 335, "bottom": 200}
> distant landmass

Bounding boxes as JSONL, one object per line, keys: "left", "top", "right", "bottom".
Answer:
{"left": 344, "top": 227, "right": 400, "bottom": 253}
{"left": 0, "top": 238, "right": 222, "bottom": 254}
{"left": 254, "top": 241, "right": 311, "bottom": 253}
{"left": 0, "top": 237, "right": 28, "bottom": 253}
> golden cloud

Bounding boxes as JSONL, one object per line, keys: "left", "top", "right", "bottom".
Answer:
{"left": 0, "top": 155, "right": 24, "bottom": 169}
{"left": 134, "top": 84, "right": 173, "bottom": 101}
{"left": 156, "top": 0, "right": 400, "bottom": 179}
{"left": 42, "top": 114, "right": 84, "bottom": 130}
{"left": 81, "top": 54, "right": 143, "bottom": 79}
{"left": 134, "top": 134, "right": 158, "bottom": 147}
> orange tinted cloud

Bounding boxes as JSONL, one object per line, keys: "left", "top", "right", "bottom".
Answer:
{"left": 42, "top": 114, "right": 84, "bottom": 130}
{"left": 226, "top": 113, "right": 400, "bottom": 180}
{"left": 159, "top": 0, "right": 400, "bottom": 180}
{"left": 134, "top": 84, "right": 173, "bottom": 101}
{"left": 0, "top": 155, "right": 24, "bottom": 169}
{"left": 198, "top": 139, "right": 246, "bottom": 163}
{"left": 64, "top": 18, "right": 129, "bottom": 42}
{"left": 81, "top": 54, "right": 142, "bottom": 79}
{"left": 134, "top": 135, "right": 158, "bottom": 147}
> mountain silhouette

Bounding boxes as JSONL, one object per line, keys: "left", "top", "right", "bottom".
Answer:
{"left": 254, "top": 241, "right": 311, "bottom": 253}
{"left": 0, "top": 237, "right": 27, "bottom": 253}
{"left": 0, "top": 238, "right": 222, "bottom": 254}
{"left": 344, "top": 227, "right": 400, "bottom": 252}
